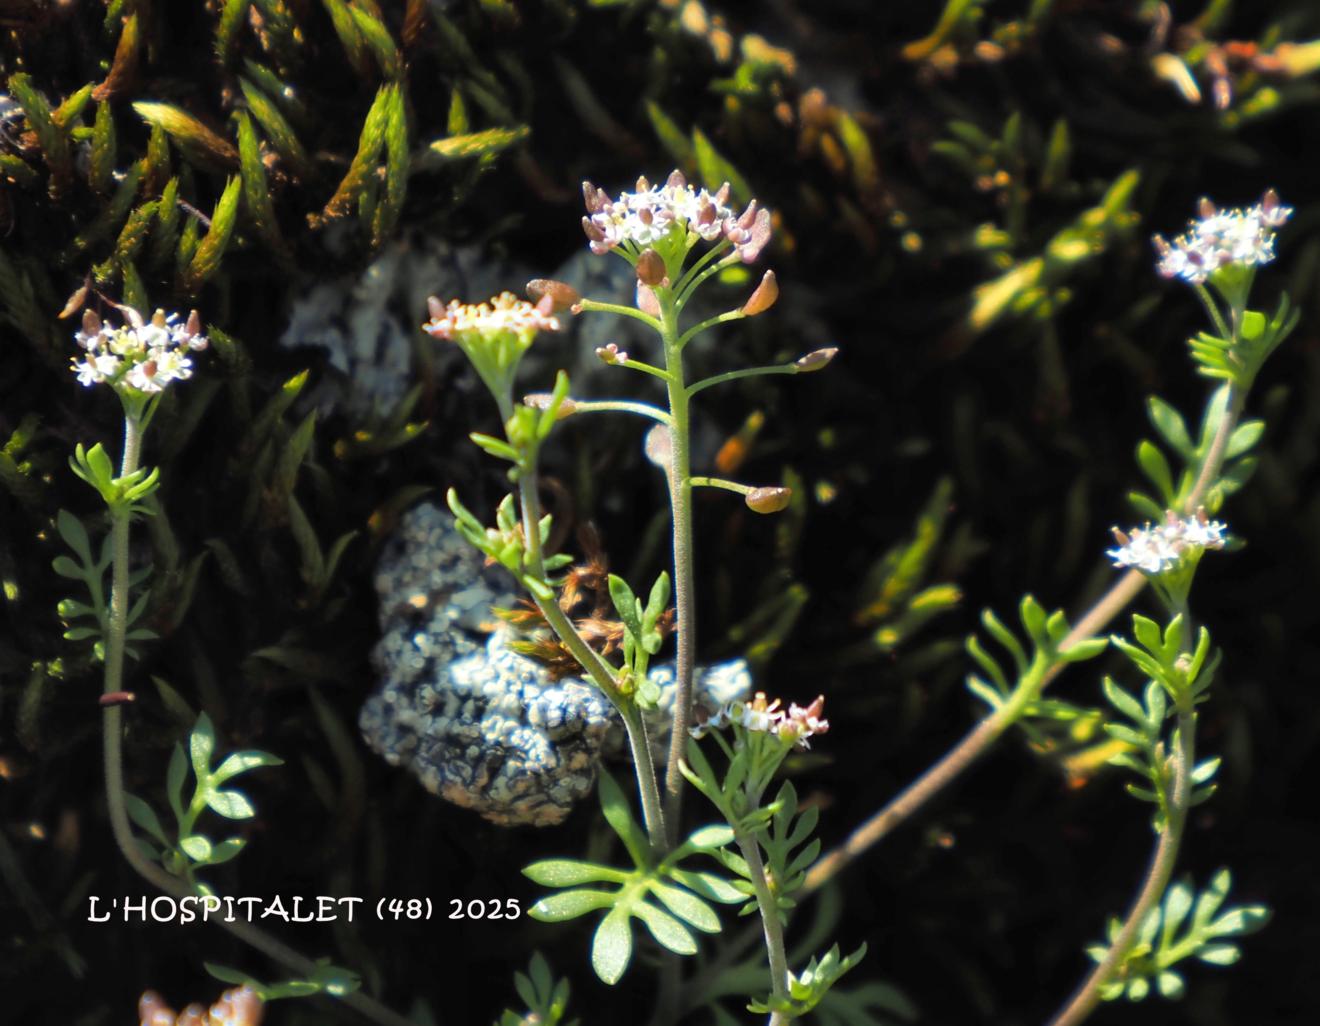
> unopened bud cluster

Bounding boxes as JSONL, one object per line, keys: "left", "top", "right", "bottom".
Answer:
{"left": 582, "top": 170, "right": 772, "bottom": 262}
{"left": 138, "top": 986, "right": 262, "bottom": 1026}
{"left": 1108, "top": 511, "right": 1227, "bottom": 575}
{"left": 691, "top": 692, "right": 829, "bottom": 749}
{"left": 72, "top": 308, "right": 206, "bottom": 394}
{"left": 1153, "top": 190, "right": 1292, "bottom": 286}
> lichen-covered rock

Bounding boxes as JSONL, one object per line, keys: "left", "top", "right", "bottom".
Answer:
{"left": 279, "top": 235, "right": 650, "bottom": 417}
{"left": 360, "top": 503, "right": 750, "bottom": 827}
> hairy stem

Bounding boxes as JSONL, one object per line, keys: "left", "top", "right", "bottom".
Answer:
{"left": 805, "top": 384, "right": 1244, "bottom": 888}
{"left": 660, "top": 291, "right": 696, "bottom": 842}
{"left": 1045, "top": 708, "right": 1195, "bottom": 1026}
{"left": 100, "top": 415, "right": 413, "bottom": 1026}
{"left": 736, "top": 829, "right": 791, "bottom": 1010}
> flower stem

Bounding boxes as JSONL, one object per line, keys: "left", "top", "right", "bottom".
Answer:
{"left": 571, "top": 399, "right": 672, "bottom": 424}
{"left": 1045, "top": 707, "right": 1195, "bottom": 1026}
{"left": 99, "top": 414, "right": 413, "bottom": 1026}
{"left": 735, "top": 828, "right": 791, "bottom": 1009}
{"left": 677, "top": 309, "right": 745, "bottom": 349}
{"left": 515, "top": 472, "right": 667, "bottom": 851}
{"left": 575, "top": 297, "right": 663, "bottom": 333}
{"left": 1194, "top": 284, "right": 1232, "bottom": 341}
{"left": 804, "top": 384, "right": 1245, "bottom": 889}
{"left": 690, "top": 476, "right": 753, "bottom": 495}
{"left": 687, "top": 363, "right": 798, "bottom": 397}
{"left": 659, "top": 290, "right": 696, "bottom": 843}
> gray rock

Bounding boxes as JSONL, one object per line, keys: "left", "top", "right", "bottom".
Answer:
{"left": 360, "top": 503, "right": 750, "bottom": 827}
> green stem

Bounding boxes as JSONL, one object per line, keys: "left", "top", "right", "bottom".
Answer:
{"left": 690, "top": 476, "right": 752, "bottom": 495}
{"left": 99, "top": 414, "right": 413, "bottom": 1026}
{"left": 805, "top": 384, "right": 1245, "bottom": 889}
{"left": 659, "top": 290, "right": 696, "bottom": 842}
{"left": 1186, "top": 385, "right": 1244, "bottom": 512}
{"left": 575, "top": 297, "right": 663, "bottom": 333}
{"left": 609, "top": 358, "right": 675, "bottom": 384}
{"left": 515, "top": 472, "right": 668, "bottom": 851}
{"left": 1045, "top": 707, "right": 1195, "bottom": 1026}
{"left": 1194, "top": 284, "right": 1231, "bottom": 341}
{"left": 676, "top": 248, "right": 737, "bottom": 310}
{"left": 571, "top": 399, "right": 672, "bottom": 425}
{"left": 677, "top": 309, "right": 744, "bottom": 350}
{"left": 674, "top": 240, "right": 731, "bottom": 302}
{"left": 687, "top": 363, "right": 797, "bottom": 397}
{"left": 735, "top": 828, "right": 791, "bottom": 1010}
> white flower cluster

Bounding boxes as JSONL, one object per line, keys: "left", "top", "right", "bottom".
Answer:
{"left": 422, "top": 292, "right": 559, "bottom": 340}
{"left": 1107, "top": 512, "right": 1227, "bottom": 574}
{"left": 582, "top": 170, "right": 773, "bottom": 263}
{"left": 72, "top": 307, "right": 207, "bottom": 394}
{"left": 690, "top": 692, "right": 829, "bottom": 749}
{"left": 1152, "top": 190, "right": 1292, "bottom": 286}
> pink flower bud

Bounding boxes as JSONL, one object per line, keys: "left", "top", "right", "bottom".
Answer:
{"left": 523, "top": 392, "right": 578, "bottom": 418}
{"left": 636, "top": 283, "right": 661, "bottom": 317}
{"left": 595, "top": 343, "right": 628, "bottom": 365}
{"left": 582, "top": 216, "right": 606, "bottom": 244}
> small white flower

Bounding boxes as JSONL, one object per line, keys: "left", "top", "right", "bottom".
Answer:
{"left": 1153, "top": 190, "right": 1291, "bottom": 286}
{"left": 1108, "top": 513, "right": 1228, "bottom": 574}
{"left": 1181, "top": 514, "right": 1227, "bottom": 548}
{"left": 582, "top": 170, "right": 771, "bottom": 261}
{"left": 689, "top": 692, "right": 828, "bottom": 749}
{"left": 71, "top": 307, "right": 206, "bottom": 395}
{"left": 72, "top": 354, "right": 119, "bottom": 387}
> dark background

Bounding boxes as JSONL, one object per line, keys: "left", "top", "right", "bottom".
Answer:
{"left": 2, "top": 1, "right": 1318, "bottom": 1023}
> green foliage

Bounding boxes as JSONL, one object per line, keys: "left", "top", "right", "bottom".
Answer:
{"left": 7, "top": 72, "right": 74, "bottom": 189}
{"left": 205, "top": 959, "right": 361, "bottom": 1001}
{"left": 125, "top": 712, "right": 282, "bottom": 879}
{"left": 236, "top": 113, "right": 285, "bottom": 255}
{"left": 131, "top": 101, "right": 238, "bottom": 171}
{"left": 52, "top": 509, "right": 153, "bottom": 660}
{"left": 448, "top": 490, "right": 564, "bottom": 602}
{"left": 1188, "top": 294, "right": 1299, "bottom": 390}
{"left": 182, "top": 176, "right": 242, "bottom": 294}
{"left": 237, "top": 76, "right": 311, "bottom": 180}
{"left": 1088, "top": 870, "right": 1270, "bottom": 1002}
{"left": 495, "top": 952, "right": 578, "bottom": 1026}
{"left": 748, "top": 943, "right": 869, "bottom": 1019}
{"left": 1131, "top": 386, "right": 1267, "bottom": 520}
{"left": 964, "top": 595, "right": 1107, "bottom": 723}
{"left": 69, "top": 442, "right": 160, "bottom": 515}
{"left": 1101, "top": 674, "right": 1220, "bottom": 828}
{"left": 852, "top": 477, "right": 960, "bottom": 652}
{"left": 607, "top": 570, "right": 669, "bottom": 704}
{"left": 524, "top": 772, "right": 738, "bottom": 985}
{"left": 313, "top": 83, "right": 395, "bottom": 228}
{"left": 1111, "top": 613, "right": 1218, "bottom": 709}
{"left": 692, "top": 780, "right": 820, "bottom": 922}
